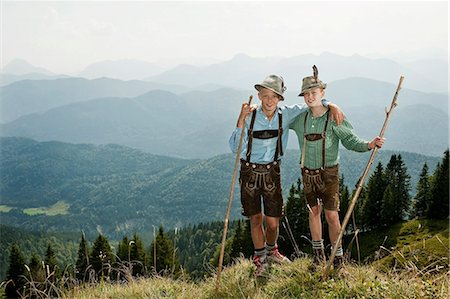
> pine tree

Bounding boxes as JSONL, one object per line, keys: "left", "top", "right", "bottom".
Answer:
{"left": 130, "top": 233, "right": 147, "bottom": 276}
{"left": 241, "top": 219, "right": 254, "bottom": 257}
{"left": 413, "top": 163, "right": 432, "bottom": 218}
{"left": 230, "top": 219, "right": 244, "bottom": 261}
{"left": 90, "top": 234, "right": 114, "bottom": 279}
{"left": 339, "top": 175, "right": 351, "bottom": 223}
{"left": 361, "top": 163, "right": 386, "bottom": 230}
{"left": 6, "top": 244, "right": 26, "bottom": 298}
{"left": 225, "top": 219, "right": 253, "bottom": 260}
{"left": 381, "top": 155, "right": 411, "bottom": 224}
{"left": 28, "top": 253, "right": 45, "bottom": 282}
{"left": 428, "top": 149, "right": 449, "bottom": 219}
{"left": 116, "top": 236, "right": 130, "bottom": 263}
{"left": 394, "top": 155, "right": 412, "bottom": 220}
{"left": 380, "top": 184, "right": 396, "bottom": 227}
{"left": 75, "top": 233, "right": 90, "bottom": 281}
{"left": 210, "top": 239, "right": 233, "bottom": 268}
{"left": 149, "top": 226, "right": 181, "bottom": 276}
{"left": 44, "top": 243, "right": 58, "bottom": 278}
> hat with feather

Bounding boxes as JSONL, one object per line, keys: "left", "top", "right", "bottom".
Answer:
{"left": 298, "top": 65, "right": 327, "bottom": 96}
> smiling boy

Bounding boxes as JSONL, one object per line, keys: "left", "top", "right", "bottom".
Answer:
{"left": 290, "top": 66, "right": 384, "bottom": 267}
{"left": 229, "top": 74, "right": 344, "bottom": 276}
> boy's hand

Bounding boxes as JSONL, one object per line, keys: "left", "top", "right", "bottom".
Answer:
{"left": 328, "top": 103, "right": 344, "bottom": 125}
{"left": 237, "top": 103, "right": 257, "bottom": 128}
{"left": 368, "top": 136, "right": 385, "bottom": 149}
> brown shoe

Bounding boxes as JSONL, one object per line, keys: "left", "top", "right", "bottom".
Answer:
{"left": 313, "top": 248, "right": 326, "bottom": 265}
{"left": 333, "top": 255, "right": 345, "bottom": 268}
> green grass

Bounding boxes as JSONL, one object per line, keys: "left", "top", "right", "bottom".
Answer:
{"left": 348, "top": 219, "right": 449, "bottom": 274}
{"left": 23, "top": 200, "right": 70, "bottom": 216}
{"left": 63, "top": 258, "right": 449, "bottom": 298}
{"left": 373, "top": 219, "right": 449, "bottom": 273}
{"left": 0, "top": 205, "right": 13, "bottom": 212}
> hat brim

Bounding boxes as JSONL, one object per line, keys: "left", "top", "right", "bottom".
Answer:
{"left": 255, "top": 84, "right": 284, "bottom": 100}
{"left": 298, "top": 83, "right": 327, "bottom": 96}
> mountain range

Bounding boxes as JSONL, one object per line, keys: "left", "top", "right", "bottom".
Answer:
{"left": 1, "top": 77, "right": 447, "bottom": 157}
{"left": 2, "top": 52, "right": 448, "bottom": 93}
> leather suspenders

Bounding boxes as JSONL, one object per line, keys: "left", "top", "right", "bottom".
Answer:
{"left": 245, "top": 109, "right": 283, "bottom": 163}
{"left": 301, "top": 110, "right": 330, "bottom": 170}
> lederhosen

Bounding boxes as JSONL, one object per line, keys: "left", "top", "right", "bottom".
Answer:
{"left": 301, "top": 110, "right": 340, "bottom": 211}
{"left": 239, "top": 109, "right": 284, "bottom": 217}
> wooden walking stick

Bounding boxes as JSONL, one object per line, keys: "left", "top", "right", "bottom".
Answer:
{"left": 216, "top": 95, "right": 253, "bottom": 289}
{"left": 323, "top": 76, "right": 405, "bottom": 279}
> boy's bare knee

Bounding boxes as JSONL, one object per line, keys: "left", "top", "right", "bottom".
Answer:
{"left": 250, "top": 214, "right": 263, "bottom": 227}
{"left": 325, "top": 210, "right": 340, "bottom": 226}
{"left": 309, "top": 205, "right": 321, "bottom": 217}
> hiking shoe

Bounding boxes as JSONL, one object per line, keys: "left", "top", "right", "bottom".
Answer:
{"left": 252, "top": 255, "right": 268, "bottom": 277}
{"left": 267, "top": 245, "right": 291, "bottom": 264}
{"left": 333, "top": 255, "right": 345, "bottom": 268}
{"left": 313, "top": 248, "right": 326, "bottom": 265}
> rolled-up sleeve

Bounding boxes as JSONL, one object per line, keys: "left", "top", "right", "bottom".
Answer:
{"left": 229, "top": 127, "right": 243, "bottom": 153}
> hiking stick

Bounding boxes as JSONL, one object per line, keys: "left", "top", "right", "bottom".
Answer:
{"left": 323, "top": 76, "right": 404, "bottom": 279}
{"left": 216, "top": 95, "right": 253, "bottom": 289}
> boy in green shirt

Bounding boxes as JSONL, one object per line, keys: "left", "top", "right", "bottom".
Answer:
{"left": 290, "top": 66, "right": 384, "bottom": 267}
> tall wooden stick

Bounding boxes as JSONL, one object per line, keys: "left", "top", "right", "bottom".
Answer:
{"left": 216, "top": 95, "right": 253, "bottom": 289}
{"left": 323, "top": 76, "right": 404, "bottom": 278}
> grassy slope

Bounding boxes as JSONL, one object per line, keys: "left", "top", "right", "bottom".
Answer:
{"left": 2, "top": 220, "right": 447, "bottom": 298}
{"left": 348, "top": 219, "right": 449, "bottom": 273}
{"left": 64, "top": 258, "right": 449, "bottom": 299}
{"left": 63, "top": 219, "right": 449, "bottom": 299}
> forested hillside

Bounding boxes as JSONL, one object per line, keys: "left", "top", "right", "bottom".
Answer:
{"left": 0, "top": 225, "right": 80, "bottom": 280}
{"left": 1, "top": 137, "right": 440, "bottom": 239}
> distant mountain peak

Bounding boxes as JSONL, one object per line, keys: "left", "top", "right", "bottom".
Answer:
{"left": 2, "top": 58, "right": 54, "bottom": 76}
{"left": 79, "top": 59, "right": 164, "bottom": 81}
{"left": 231, "top": 53, "right": 251, "bottom": 60}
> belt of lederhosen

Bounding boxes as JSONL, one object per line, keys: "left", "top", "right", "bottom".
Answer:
{"left": 301, "top": 164, "right": 338, "bottom": 175}
{"left": 240, "top": 159, "right": 281, "bottom": 172}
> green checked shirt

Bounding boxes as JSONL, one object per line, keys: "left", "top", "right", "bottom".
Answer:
{"left": 289, "top": 108, "right": 370, "bottom": 169}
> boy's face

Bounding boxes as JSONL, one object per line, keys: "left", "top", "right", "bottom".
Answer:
{"left": 302, "top": 87, "right": 324, "bottom": 108}
{"left": 258, "top": 88, "right": 282, "bottom": 115}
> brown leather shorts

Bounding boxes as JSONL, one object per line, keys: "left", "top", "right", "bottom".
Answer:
{"left": 239, "top": 160, "right": 283, "bottom": 217}
{"left": 302, "top": 164, "right": 340, "bottom": 211}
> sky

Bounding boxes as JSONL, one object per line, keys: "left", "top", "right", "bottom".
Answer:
{"left": 1, "top": 1, "right": 448, "bottom": 74}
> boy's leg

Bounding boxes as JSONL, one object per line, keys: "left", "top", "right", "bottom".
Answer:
{"left": 265, "top": 215, "right": 279, "bottom": 245}
{"left": 249, "top": 213, "right": 265, "bottom": 249}
{"left": 265, "top": 215, "right": 290, "bottom": 263}
{"left": 249, "top": 213, "right": 269, "bottom": 276}
{"left": 262, "top": 164, "right": 290, "bottom": 264}
{"left": 324, "top": 210, "right": 341, "bottom": 249}
{"left": 309, "top": 204, "right": 326, "bottom": 264}
{"left": 321, "top": 165, "right": 344, "bottom": 266}
{"left": 324, "top": 209, "right": 344, "bottom": 266}
{"left": 309, "top": 204, "right": 322, "bottom": 241}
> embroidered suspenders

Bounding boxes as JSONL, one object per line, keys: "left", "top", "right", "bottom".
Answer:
{"left": 245, "top": 109, "right": 283, "bottom": 164}
{"left": 300, "top": 110, "right": 330, "bottom": 170}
